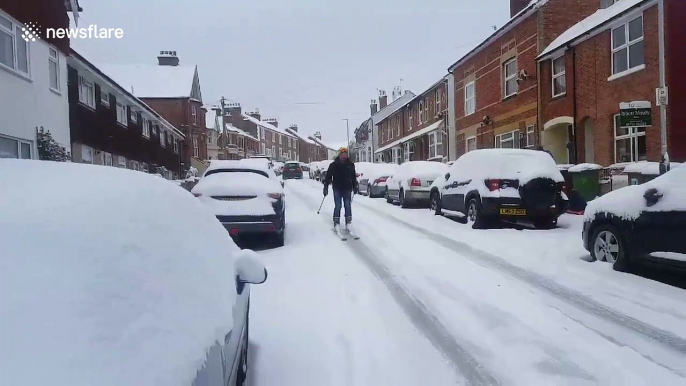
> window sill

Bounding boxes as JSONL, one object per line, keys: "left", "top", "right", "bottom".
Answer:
{"left": 116, "top": 122, "right": 128, "bottom": 128}
{"left": 143, "top": 134, "right": 150, "bottom": 139}
{"left": 551, "top": 92, "right": 566, "bottom": 100}
{"left": 608, "top": 64, "right": 646, "bottom": 82}
{"left": 0, "top": 63, "right": 32, "bottom": 82}
{"left": 101, "top": 102, "right": 110, "bottom": 108}
{"left": 502, "top": 93, "right": 518, "bottom": 101}
{"left": 49, "top": 87, "right": 62, "bottom": 96}
{"left": 79, "top": 101, "right": 96, "bottom": 112}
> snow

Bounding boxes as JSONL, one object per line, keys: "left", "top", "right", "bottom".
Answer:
{"left": 285, "top": 127, "right": 315, "bottom": 144}
{"left": 568, "top": 163, "right": 603, "bottom": 173}
{"left": 372, "top": 92, "right": 417, "bottom": 124}
{"left": 97, "top": 63, "right": 197, "bottom": 98}
{"left": 205, "top": 159, "right": 271, "bottom": 176}
{"left": 623, "top": 161, "right": 682, "bottom": 175}
{"left": 395, "top": 161, "right": 448, "bottom": 180}
{"left": 375, "top": 120, "right": 443, "bottom": 154}
{"left": 358, "top": 163, "right": 398, "bottom": 183}
{"left": 242, "top": 114, "right": 295, "bottom": 139}
{"left": 540, "top": 0, "right": 648, "bottom": 58}
{"left": 585, "top": 166, "right": 686, "bottom": 221}
{"left": 0, "top": 160, "right": 240, "bottom": 386}
{"left": 193, "top": 172, "right": 282, "bottom": 197}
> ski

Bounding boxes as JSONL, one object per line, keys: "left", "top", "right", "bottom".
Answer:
{"left": 333, "top": 227, "right": 348, "bottom": 240}
{"left": 346, "top": 229, "right": 360, "bottom": 240}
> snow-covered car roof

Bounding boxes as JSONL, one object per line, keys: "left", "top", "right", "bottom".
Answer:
{"left": 0, "top": 160, "right": 240, "bottom": 386}
{"left": 205, "top": 159, "right": 277, "bottom": 179}
{"left": 395, "top": 161, "right": 449, "bottom": 179}
{"left": 584, "top": 166, "right": 686, "bottom": 221}
{"left": 453, "top": 149, "right": 564, "bottom": 184}
{"left": 357, "top": 163, "right": 398, "bottom": 181}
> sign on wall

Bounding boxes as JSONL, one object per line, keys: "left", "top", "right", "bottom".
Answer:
{"left": 619, "top": 101, "right": 652, "bottom": 127}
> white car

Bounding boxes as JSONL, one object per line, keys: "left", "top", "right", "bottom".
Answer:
{"left": 194, "top": 160, "right": 287, "bottom": 246}
{"left": 0, "top": 159, "right": 267, "bottom": 386}
{"left": 358, "top": 163, "right": 398, "bottom": 198}
{"left": 385, "top": 161, "right": 449, "bottom": 208}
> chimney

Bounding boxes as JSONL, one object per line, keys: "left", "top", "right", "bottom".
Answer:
{"left": 289, "top": 124, "right": 298, "bottom": 132}
{"left": 379, "top": 90, "right": 388, "bottom": 109}
{"left": 314, "top": 131, "right": 322, "bottom": 140}
{"left": 157, "top": 50, "right": 179, "bottom": 66}
{"left": 264, "top": 118, "right": 278, "bottom": 127}
{"left": 370, "top": 99, "right": 378, "bottom": 116}
{"left": 510, "top": 0, "right": 530, "bottom": 17}
{"left": 247, "top": 109, "right": 261, "bottom": 121}
{"left": 392, "top": 86, "right": 402, "bottom": 102}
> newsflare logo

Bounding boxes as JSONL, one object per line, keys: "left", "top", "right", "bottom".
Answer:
{"left": 21, "top": 23, "right": 124, "bottom": 42}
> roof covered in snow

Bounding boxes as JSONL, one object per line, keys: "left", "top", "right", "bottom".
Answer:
{"left": 372, "top": 91, "right": 417, "bottom": 125}
{"left": 97, "top": 63, "right": 198, "bottom": 99}
{"left": 242, "top": 114, "right": 295, "bottom": 138}
{"left": 310, "top": 137, "right": 337, "bottom": 151}
{"left": 285, "top": 127, "right": 315, "bottom": 144}
{"left": 225, "top": 124, "right": 259, "bottom": 141}
{"left": 539, "top": 0, "right": 650, "bottom": 58}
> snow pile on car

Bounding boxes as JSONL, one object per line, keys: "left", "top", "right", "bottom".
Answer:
{"left": 193, "top": 172, "right": 281, "bottom": 216}
{"left": 584, "top": 166, "right": 686, "bottom": 221}
{"left": 0, "top": 160, "right": 240, "bottom": 386}
{"left": 568, "top": 163, "right": 602, "bottom": 173}
{"left": 394, "top": 161, "right": 448, "bottom": 181}
{"left": 365, "top": 163, "right": 398, "bottom": 183}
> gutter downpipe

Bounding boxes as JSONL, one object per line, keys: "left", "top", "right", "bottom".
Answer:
{"left": 571, "top": 44, "right": 578, "bottom": 164}
{"left": 658, "top": 0, "right": 669, "bottom": 173}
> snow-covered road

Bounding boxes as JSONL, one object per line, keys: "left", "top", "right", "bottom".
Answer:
{"left": 249, "top": 179, "right": 686, "bottom": 385}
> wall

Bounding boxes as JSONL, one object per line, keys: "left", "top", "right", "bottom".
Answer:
{"left": 0, "top": 0, "right": 70, "bottom": 53}
{"left": 665, "top": 0, "right": 686, "bottom": 162}
{"left": 0, "top": 8, "right": 70, "bottom": 158}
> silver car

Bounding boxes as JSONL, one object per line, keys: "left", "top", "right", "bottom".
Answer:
{"left": 385, "top": 161, "right": 449, "bottom": 208}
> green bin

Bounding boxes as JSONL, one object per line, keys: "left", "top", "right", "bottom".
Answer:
{"left": 570, "top": 169, "right": 600, "bottom": 202}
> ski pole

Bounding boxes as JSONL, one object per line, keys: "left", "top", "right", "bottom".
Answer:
{"left": 316, "top": 196, "right": 326, "bottom": 214}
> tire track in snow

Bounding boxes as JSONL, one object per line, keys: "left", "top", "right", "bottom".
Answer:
{"left": 287, "top": 184, "right": 500, "bottom": 386}
{"left": 341, "top": 189, "right": 686, "bottom": 356}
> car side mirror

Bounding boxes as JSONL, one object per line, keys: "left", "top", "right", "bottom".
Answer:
{"left": 234, "top": 250, "right": 268, "bottom": 285}
{"left": 445, "top": 173, "right": 450, "bottom": 181}
{"left": 643, "top": 188, "right": 663, "bottom": 207}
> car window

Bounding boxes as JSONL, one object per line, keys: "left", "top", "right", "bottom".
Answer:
{"left": 204, "top": 168, "right": 269, "bottom": 178}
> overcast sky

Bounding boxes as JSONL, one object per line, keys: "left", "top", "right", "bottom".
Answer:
{"left": 72, "top": 0, "right": 510, "bottom": 145}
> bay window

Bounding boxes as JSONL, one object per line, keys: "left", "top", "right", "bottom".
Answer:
{"left": 429, "top": 131, "right": 444, "bottom": 159}
{"left": 403, "top": 141, "right": 414, "bottom": 162}
{"left": 495, "top": 130, "right": 519, "bottom": 149}
{"left": 614, "top": 114, "right": 646, "bottom": 163}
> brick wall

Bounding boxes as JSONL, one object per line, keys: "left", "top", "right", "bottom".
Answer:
{"left": 665, "top": 0, "right": 686, "bottom": 162}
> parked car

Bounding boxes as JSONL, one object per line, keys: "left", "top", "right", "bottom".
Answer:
{"left": 582, "top": 166, "right": 686, "bottom": 273}
{"left": 0, "top": 159, "right": 267, "bottom": 386}
{"left": 359, "top": 163, "right": 397, "bottom": 198}
{"left": 385, "top": 161, "right": 449, "bottom": 208}
{"left": 431, "top": 149, "right": 567, "bottom": 229}
{"left": 193, "top": 160, "right": 286, "bottom": 246}
{"left": 300, "top": 163, "right": 310, "bottom": 172}
{"left": 282, "top": 161, "right": 304, "bottom": 179}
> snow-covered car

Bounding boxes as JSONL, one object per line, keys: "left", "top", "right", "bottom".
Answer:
{"left": 385, "top": 161, "right": 449, "bottom": 208}
{"left": 194, "top": 160, "right": 286, "bottom": 246}
{"left": 282, "top": 161, "right": 303, "bottom": 179}
{"left": 431, "top": 149, "right": 567, "bottom": 229}
{"left": 358, "top": 163, "right": 397, "bottom": 198}
{"left": 582, "top": 166, "right": 686, "bottom": 272}
{"left": 0, "top": 159, "right": 267, "bottom": 386}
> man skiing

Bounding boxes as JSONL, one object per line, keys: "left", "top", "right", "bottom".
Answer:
{"left": 323, "top": 147, "right": 358, "bottom": 237}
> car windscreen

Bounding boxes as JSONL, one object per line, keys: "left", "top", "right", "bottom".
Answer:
{"left": 204, "top": 168, "right": 269, "bottom": 178}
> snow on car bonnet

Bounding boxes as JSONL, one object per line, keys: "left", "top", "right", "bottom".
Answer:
{"left": 0, "top": 160, "right": 240, "bottom": 386}
{"left": 584, "top": 166, "right": 686, "bottom": 221}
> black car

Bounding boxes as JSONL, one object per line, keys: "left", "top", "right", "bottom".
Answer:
{"left": 430, "top": 149, "right": 568, "bottom": 229}
{"left": 582, "top": 166, "right": 686, "bottom": 273}
{"left": 282, "top": 161, "right": 304, "bottom": 179}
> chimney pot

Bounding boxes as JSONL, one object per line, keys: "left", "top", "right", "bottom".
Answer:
{"left": 379, "top": 90, "right": 388, "bottom": 109}
{"left": 370, "top": 99, "right": 378, "bottom": 116}
{"left": 157, "top": 50, "right": 179, "bottom": 66}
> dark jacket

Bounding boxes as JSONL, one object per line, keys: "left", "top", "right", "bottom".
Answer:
{"left": 324, "top": 157, "right": 357, "bottom": 191}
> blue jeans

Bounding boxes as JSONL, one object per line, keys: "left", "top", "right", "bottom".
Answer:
{"left": 333, "top": 189, "right": 352, "bottom": 224}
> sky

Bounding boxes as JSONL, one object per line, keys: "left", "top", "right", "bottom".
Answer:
{"left": 71, "top": 0, "right": 511, "bottom": 145}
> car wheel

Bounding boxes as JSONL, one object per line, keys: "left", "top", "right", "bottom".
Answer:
{"left": 430, "top": 192, "right": 442, "bottom": 215}
{"left": 591, "top": 224, "right": 631, "bottom": 272}
{"left": 274, "top": 229, "right": 285, "bottom": 247}
{"left": 399, "top": 189, "right": 408, "bottom": 208}
{"left": 385, "top": 188, "right": 392, "bottom": 203}
{"left": 467, "top": 198, "right": 489, "bottom": 229}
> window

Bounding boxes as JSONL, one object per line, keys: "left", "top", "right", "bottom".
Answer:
{"left": 130, "top": 160, "right": 139, "bottom": 171}
{"left": 0, "top": 135, "right": 32, "bottom": 159}
{"left": 396, "top": 115, "right": 400, "bottom": 137}
{"left": 261, "top": 143, "right": 266, "bottom": 155}
{"left": 116, "top": 102, "right": 127, "bottom": 126}
{"left": 100, "top": 91, "right": 110, "bottom": 107}
{"left": 409, "top": 109, "right": 413, "bottom": 129}
{"left": 552, "top": 56, "right": 566, "bottom": 96}
{"left": 279, "top": 134, "right": 283, "bottom": 145}
{"left": 101, "top": 152, "right": 112, "bottom": 166}
{"left": 160, "top": 131, "right": 166, "bottom": 147}
{"left": 435, "top": 89, "right": 441, "bottom": 115}
{"left": 526, "top": 125, "right": 536, "bottom": 148}
{"left": 48, "top": 47, "right": 59, "bottom": 91}
{"left": 142, "top": 163, "right": 149, "bottom": 173}
{"left": 0, "top": 15, "right": 29, "bottom": 75}
{"left": 614, "top": 114, "right": 646, "bottom": 163}
{"left": 207, "top": 133, "right": 212, "bottom": 145}
{"left": 611, "top": 15, "right": 644, "bottom": 75}
{"left": 466, "top": 136, "right": 477, "bottom": 153}
{"left": 418, "top": 101, "right": 424, "bottom": 123}
{"left": 81, "top": 146, "right": 93, "bottom": 164}
{"left": 504, "top": 58, "right": 518, "bottom": 98}
{"left": 429, "top": 131, "right": 444, "bottom": 159}
{"left": 117, "top": 156, "right": 126, "bottom": 167}
{"left": 389, "top": 123, "right": 393, "bottom": 139}
{"left": 130, "top": 109, "right": 138, "bottom": 123}
{"left": 464, "top": 81, "right": 476, "bottom": 116}
{"left": 78, "top": 76, "right": 95, "bottom": 108}
{"left": 142, "top": 118, "right": 150, "bottom": 138}
{"left": 152, "top": 124, "right": 158, "bottom": 135}
{"left": 173, "top": 138, "right": 179, "bottom": 154}
{"left": 393, "top": 147, "right": 402, "bottom": 164}
{"left": 191, "top": 106, "right": 197, "bottom": 124}
{"left": 403, "top": 141, "right": 414, "bottom": 162}
{"left": 495, "top": 130, "right": 519, "bottom": 149}
{"left": 193, "top": 138, "right": 199, "bottom": 157}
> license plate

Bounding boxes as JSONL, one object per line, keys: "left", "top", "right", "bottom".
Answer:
{"left": 500, "top": 208, "right": 526, "bottom": 216}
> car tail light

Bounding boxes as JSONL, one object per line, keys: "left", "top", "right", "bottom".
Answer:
{"left": 485, "top": 179, "right": 500, "bottom": 191}
{"left": 296, "top": 167, "right": 302, "bottom": 172}
{"left": 377, "top": 177, "right": 387, "bottom": 183}
{"left": 267, "top": 193, "right": 282, "bottom": 199}
{"left": 229, "top": 228, "right": 239, "bottom": 236}
{"left": 356, "top": 173, "right": 361, "bottom": 177}
{"left": 410, "top": 178, "right": 421, "bottom": 187}
{"left": 193, "top": 193, "right": 202, "bottom": 197}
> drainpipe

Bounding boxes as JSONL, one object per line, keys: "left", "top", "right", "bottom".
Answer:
{"left": 657, "top": 0, "right": 669, "bottom": 172}
{"left": 571, "top": 45, "right": 578, "bottom": 164}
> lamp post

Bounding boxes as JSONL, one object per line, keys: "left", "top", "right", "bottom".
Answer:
{"left": 342, "top": 119, "right": 350, "bottom": 149}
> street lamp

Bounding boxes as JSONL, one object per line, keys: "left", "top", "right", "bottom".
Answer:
{"left": 342, "top": 118, "right": 350, "bottom": 149}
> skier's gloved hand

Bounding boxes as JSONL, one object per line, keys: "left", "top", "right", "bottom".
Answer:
{"left": 353, "top": 185, "right": 359, "bottom": 195}
{"left": 323, "top": 185, "right": 329, "bottom": 197}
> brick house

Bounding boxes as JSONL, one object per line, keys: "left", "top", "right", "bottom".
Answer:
{"left": 285, "top": 124, "right": 318, "bottom": 163}
{"left": 67, "top": 51, "right": 185, "bottom": 178}
{"left": 375, "top": 77, "right": 449, "bottom": 164}
{"left": 309, "top": 132, "right": 336, "bottom": 160}
{"left": 221, "top": 103, "right": 297, "bottom": 161}
{"left": 538, "top": 0, "right": 686, "bottom": 166}
{"left": 98, "top": 52, "right": 208, "bottom": 174}
{"left": 371, "top": 88, "right": 417, "bottom": 162}
{"left": 0, "top": 0, "right": 74, "bottom": 160}
{"left": 449, "top": 0, "right": 599, "bottom": 162}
